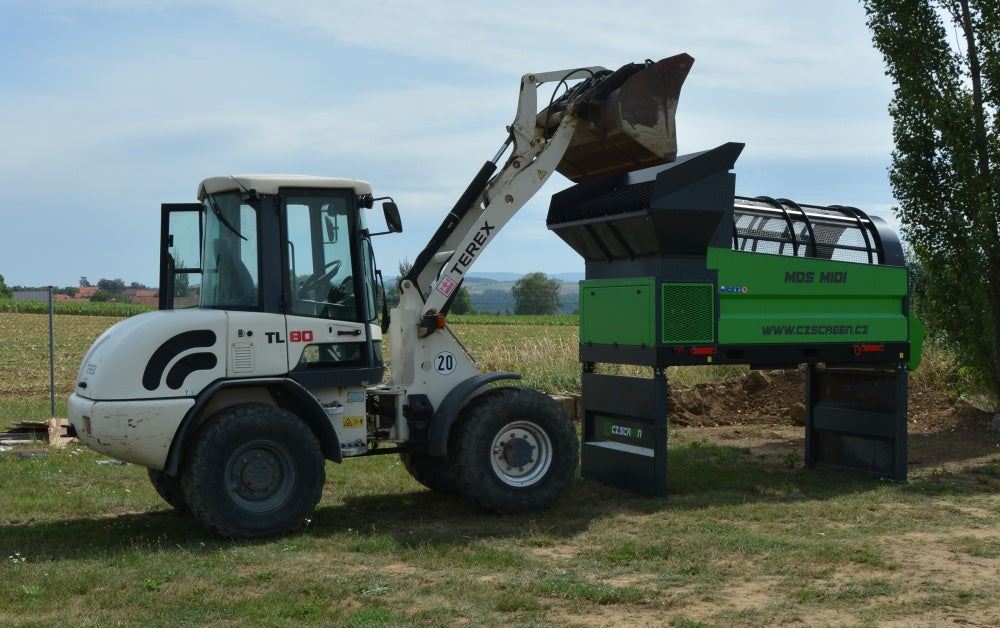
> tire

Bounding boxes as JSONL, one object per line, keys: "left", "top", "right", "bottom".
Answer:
{"left": 449, "top": 387, "right": 578, "bottom": 513}
{"left": 147, "top": 467, "right": 189, "bottom": 513}
{"left": 400, "top": 450, "right": 459, "bottom": 494}
{"left": 181, "top": 403, "right": 325, "bottom": 539}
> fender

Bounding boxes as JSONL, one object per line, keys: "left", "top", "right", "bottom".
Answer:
{"left": 162, "top": 377, "right": 343, "bottom": 476}
{"left": 427, "top": 371, "right": 521, "bottom": 457}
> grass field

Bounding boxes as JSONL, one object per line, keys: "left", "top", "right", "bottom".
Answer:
{"left": 2, "top": 310, "right": 1000, "bottom": 625}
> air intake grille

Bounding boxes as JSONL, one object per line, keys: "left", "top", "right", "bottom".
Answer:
{"left": 662, "top": 284, "right": 714, "bottom": 344}
{"left": 231, "top": 342, "right": 254, "bottom": 373}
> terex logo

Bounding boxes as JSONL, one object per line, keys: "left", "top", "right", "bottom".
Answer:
{"left": 448, "top": 220, "right": 496, "bottom": 276}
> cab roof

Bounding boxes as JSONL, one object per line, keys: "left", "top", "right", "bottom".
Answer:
{"left": 198, "top": 175, "right": 373, "bottom": 200}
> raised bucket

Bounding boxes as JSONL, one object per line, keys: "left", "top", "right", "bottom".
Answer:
{"left": 546, "top": 54, "right": 694, "bottom": 182}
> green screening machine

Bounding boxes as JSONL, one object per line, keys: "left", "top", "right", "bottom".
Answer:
{"left": 547, "top": 142, "right": 924, "bottom": 494}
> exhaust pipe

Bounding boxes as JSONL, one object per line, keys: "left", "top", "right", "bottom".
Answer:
{"left": 541, "top": 54, "right": 694, "bottom": 182}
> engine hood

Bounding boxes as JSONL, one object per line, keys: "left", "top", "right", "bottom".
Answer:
{"left": 75, "top": 309, "right": 229, "bottom": 401}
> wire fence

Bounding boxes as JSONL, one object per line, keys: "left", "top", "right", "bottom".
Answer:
{"left": 0, "top": 293, "right": 127, "bottom": 422}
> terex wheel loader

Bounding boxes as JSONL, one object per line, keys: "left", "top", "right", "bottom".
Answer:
{"left": 67, "top": 55, "right": 693, "bottom": 538}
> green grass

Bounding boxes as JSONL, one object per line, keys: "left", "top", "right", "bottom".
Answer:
{"left": 4, "top": 311, "right": 1000, "bottom": 624}
{"left": 2, "top": 442, "right": 999, "bottom": 626}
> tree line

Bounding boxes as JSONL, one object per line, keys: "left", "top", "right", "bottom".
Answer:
{"left": 0, "top": 275, "right": 153, "bottom": 302}
{"left": 382, "top": 263, "right": 567, "bottom": 315}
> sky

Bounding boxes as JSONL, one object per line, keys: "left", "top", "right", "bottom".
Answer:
{"left": 0, "top": 0, "right": 899, "bottom": 288}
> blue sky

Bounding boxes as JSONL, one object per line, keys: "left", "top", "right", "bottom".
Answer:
{"left": 0, "top": 0, "right": 897, "bottom": 288}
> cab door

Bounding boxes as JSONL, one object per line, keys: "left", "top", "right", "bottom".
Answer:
{"left": 282, "top": 190, "right": 384, "bottom": 388}
{"left": 159, "top": 203, "right": 203, "bottom": 310}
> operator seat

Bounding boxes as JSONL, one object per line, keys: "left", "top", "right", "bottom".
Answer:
{"left": 213, "top": 238, "right": 257, "bottom": 307}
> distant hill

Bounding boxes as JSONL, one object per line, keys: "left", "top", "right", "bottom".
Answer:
{"left": 467, "top": 272, "right": 584, "bottom": 283}
{"left": 387, "top": 272, "right": 583, "bottom": 315}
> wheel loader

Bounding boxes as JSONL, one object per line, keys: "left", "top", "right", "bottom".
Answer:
{"left": 66, "top": 55, "right": 694, "bottom": 538}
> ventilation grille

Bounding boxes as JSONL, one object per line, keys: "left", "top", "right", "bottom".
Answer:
{"left": 662, "top": 284, "right": 714, "bottom": 344}
{"left": 231, "top": 342, "right": 254, "bottom": 373}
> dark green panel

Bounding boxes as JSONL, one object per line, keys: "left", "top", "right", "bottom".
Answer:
{"left": 661, "top": 283, "right": 715, "bottom": 343}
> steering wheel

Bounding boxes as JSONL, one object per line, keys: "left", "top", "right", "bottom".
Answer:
{"left": 327, "top": 275, "right": 354, "bottom": 305}
{"left": 299, "top": 260, "right": 342, "bottom": 296}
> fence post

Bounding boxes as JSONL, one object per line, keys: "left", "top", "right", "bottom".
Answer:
{"left": 49, "top": 286, "right": 55, "bottom": 418}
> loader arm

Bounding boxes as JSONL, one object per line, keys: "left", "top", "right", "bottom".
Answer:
{"left": 403, "top": 55, "right": 693, "bottom": 318}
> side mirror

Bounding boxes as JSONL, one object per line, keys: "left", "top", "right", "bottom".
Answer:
{"left": 382, "top": 202, "right": 403, "bottom": 234}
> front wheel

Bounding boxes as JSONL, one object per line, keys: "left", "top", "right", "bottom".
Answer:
{"left": 449, "top": 387, "right": 578, "bottom": 513}
{"left": 147, "top": 468, "right": 189, "bottom": 513}
{"left": 181, "top": 403, "right": 325, "bottom": 538}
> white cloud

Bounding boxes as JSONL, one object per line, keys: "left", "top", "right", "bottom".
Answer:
{"left": 0, "top": 0, "right": 901, "bottom": 286}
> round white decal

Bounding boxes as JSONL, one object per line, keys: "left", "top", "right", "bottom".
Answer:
{"left": 434, "top": 351, "right": 456, "bottom": 375}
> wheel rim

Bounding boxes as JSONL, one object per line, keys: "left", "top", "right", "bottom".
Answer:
{"left": 225, "top": 439, "right": 296, "bottom": 512}
{"left": 489, "top": 420, "right": 553, "bottom": 487}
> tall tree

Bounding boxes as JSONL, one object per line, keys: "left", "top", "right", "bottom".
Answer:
{"left": 864, "top": 0, "right": 1000, "bottom": 402}
{"left": 0, "top": 273, "right": 12, "bottom": 299}
{"left": 450, "top": 286, "right": 473, "bottom": 315}
{"left": 512, "top": 272, "right": 560, "bottom": 315}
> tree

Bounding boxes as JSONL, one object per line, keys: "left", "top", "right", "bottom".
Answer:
{"left": 512, "top": 272, "right": 560, "bottom": 315}
{"left": 0, "top": 273, "right": 11, "bottom": 299}
{"left": 97, "top": 278, "right": 126, "bottom": 293}
{"left": 865, "top": 0, "right": 1000, "bottom": 402}
{"left": 451, "top": 286, "right": 473, "bottom": 315}
{"left": 79, "top": 276, "right": 91, "bottom": 287}
{"left": 89, "top": 290, "right": 117, "bottom": 302}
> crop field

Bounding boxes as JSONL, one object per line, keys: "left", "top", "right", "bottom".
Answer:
{"left": 0, "top": 311, "right": 130, "bottom": 422}
{"left": 3, "top": 309, "right": 1000, "bottom": 625}
{"left": 0, "top": 309, "right": 741, "bottom": 422}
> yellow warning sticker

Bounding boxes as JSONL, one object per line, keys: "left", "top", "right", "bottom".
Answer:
{"left": 343, "top": 416, "right": 364, "bottom": 429}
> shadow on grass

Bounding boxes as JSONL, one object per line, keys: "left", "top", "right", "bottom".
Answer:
{"left": 2, "top": 439, "right": 994, "bottom": 560}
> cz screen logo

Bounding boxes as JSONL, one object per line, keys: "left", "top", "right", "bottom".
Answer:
{"left": 604, "top": 421, "right": 642, "bottom": 440}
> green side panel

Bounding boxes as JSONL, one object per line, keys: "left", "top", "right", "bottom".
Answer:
{"left": 580, "top": 278, "right": 655, "bottom": 346}
{"left": 706, "top": 248, "right": 909, "bottom": 345}
{"left": 662, "top": 283, "right": 715, "bottom": 343}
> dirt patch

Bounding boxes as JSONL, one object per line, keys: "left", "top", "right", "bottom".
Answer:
{"left": 665, "top": 368, "right": 1000, "bottom": 476}
{"left": 670, "top": 368, "right": 808, "bottom": 428}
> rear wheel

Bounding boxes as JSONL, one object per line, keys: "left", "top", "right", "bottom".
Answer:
{"left": 147, "top": 468, "right": 189, "bottom": 513}
{"left": 181, "top": 403, "right": 325, "bottom": 538}
{"left": 400, "top": 450, "right": 458, "bottom": 494}
{"left": 449, "top": 387, "right": 577, "bottom": 513}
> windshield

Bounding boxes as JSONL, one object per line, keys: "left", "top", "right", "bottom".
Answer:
{"left": 200, "top": 191, "right": 260, "bottom": 309}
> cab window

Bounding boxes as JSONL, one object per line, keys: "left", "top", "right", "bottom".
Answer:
{"left": 286, "top": 191, "right": 358, "bottom": 321}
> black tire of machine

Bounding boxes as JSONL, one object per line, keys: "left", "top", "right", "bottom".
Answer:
{"left": 181, "top": 403, "right": 325, "bottom": 538}
{"left": 448, "top": 387, "right": 578, "bottom": 513}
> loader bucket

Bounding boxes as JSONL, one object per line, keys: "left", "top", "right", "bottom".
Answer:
{"left": 551, "top": 54, "right": 693, "bottom": 182}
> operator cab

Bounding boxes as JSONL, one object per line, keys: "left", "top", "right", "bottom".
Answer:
{"left": 158, "top": 175, "right": 400, "bottom": 383}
